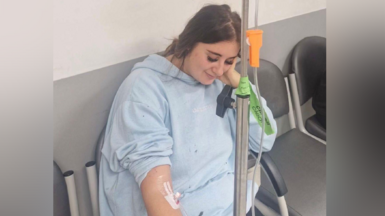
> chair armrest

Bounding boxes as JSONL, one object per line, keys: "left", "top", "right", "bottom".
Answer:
{"left": 250, "top": 151, "right": 288, "bottom": 197}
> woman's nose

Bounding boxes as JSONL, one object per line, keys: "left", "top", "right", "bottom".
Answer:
{"left": 213, "top": 62, "right": 224, "bottom": 76}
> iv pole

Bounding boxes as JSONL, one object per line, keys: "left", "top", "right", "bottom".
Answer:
{"left": 216, "top": 1, "right": 289, "bottom": 215}
{"left": 233, "top": 0, "right": 251, "bottom": 215}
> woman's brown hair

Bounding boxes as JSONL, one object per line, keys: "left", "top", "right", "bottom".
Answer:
{"left": 163, "top": 4, "right": 241, "bottom": 61}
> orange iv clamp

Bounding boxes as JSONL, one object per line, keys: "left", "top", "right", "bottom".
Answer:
{"left": 246, "top": 29, "right": 263, "bottom": 67}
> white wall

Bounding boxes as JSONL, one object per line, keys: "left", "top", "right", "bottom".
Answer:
{"left": 54, "top": 0, "right": 326, "bottom": 81}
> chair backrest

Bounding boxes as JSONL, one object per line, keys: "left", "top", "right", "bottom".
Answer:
{"left": 54, "top": 161, "right": 71, "bottom": 216}
{"left": 290, "top": 36, "right": 326, "bottom": 105}
{"left": 95, "top": 125, "right": 106, "bottom": 173}
{"left": 235, "top": 59, "right": 289, "bottom": 119}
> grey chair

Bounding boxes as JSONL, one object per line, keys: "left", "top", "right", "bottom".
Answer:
{"left": 54, "top": 161, "right": 71, "bottom": 216}
{"left": 289, "top": 36, "right": 326, "bottom": 141}
{"left": 240, "top": 59, "right": 326, "bottom": 216}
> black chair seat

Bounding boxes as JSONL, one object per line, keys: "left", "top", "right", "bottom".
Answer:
{"left": 261, "top": 129, "right": 326, "bottom": 216}
{"left": 305, "top": 115, "right": 326, "bottom": 141}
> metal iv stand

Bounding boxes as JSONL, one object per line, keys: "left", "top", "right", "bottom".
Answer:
{"left": 216, "top": 1, "right": 290, "bottom": 215}
{"left": 232, "top": 0, "right": 251, "bottom": 215}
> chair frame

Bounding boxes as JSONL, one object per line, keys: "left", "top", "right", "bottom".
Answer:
{"left": 288, "top": 74, "right": 326, "bottom": 144}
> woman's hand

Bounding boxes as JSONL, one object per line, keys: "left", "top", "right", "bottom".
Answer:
{"left": 217, "top": 58, "right": 241, "bottom": 88}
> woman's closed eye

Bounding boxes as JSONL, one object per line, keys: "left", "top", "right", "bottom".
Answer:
{"left": 225, "top": 60, "right": 234, "bottom": 65}
{"left": 207, "top": 56, "right": 234, "bottom": 65}
{"left": 207, "top": 56, "right": 218, "bottom": 62}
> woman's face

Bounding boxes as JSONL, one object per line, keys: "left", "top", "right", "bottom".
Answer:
{"left": 184, "top": 40, "right": 239, "bottom": 85}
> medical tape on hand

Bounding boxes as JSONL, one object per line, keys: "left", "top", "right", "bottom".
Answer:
{"left": 235, "top": 77, "right": 275, "bottom": 135}
{"left": 156, "top": 176, "right": 180, "bottom": 209}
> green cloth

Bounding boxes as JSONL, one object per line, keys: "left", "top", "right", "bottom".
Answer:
{"left": 235, "top": 77, "right": 275, "bottom": 135}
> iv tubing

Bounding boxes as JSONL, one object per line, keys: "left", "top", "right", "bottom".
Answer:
{"left": 251, "top": 1, "right": 264, "bottom": 216}
{"left": 251, "top": 67, "right": 265, "bottom": 216}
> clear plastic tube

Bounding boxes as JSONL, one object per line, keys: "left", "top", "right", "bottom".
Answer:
{"left": 251, "top": 67, "right": 265, "bottom": 216}
{"left": 251, "top": 0, "right": 264, "bottom": 215}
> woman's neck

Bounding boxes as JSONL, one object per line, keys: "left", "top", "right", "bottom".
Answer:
{"left": 166, "top": 55, "right": 190, "bottom": 76}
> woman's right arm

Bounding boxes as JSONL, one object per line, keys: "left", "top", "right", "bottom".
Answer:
{"left": 141, "top": 165, "right": 183, "bottom": 216}
{"left": 106, "top": 75, "right": 181, "bottom": 214}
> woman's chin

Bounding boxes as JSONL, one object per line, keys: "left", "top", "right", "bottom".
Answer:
{"left": 200, "top": 79, "right": 215, "bottom": 85}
